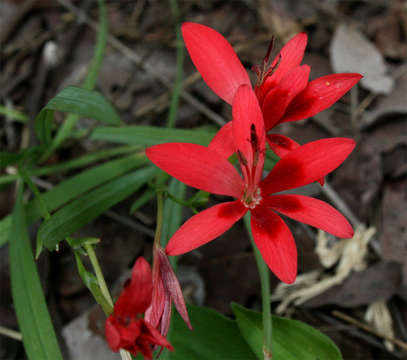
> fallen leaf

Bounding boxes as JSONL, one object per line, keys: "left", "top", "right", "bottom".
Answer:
{"left": 304, "top": 261, "right": 402, "bottom": 307}
{"left": 363, "top": 65, "right": 407, "bottom": 126}
{"left": 380, "top": 178, "right": 407, "bottom": 268}
{"left": 330, "top": 23, "right": 394, "bottom": 94}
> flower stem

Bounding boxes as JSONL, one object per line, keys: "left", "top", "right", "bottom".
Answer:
{"left": 153, "top": 189, "right": 165, "bottom": 249}
{"left": 84, "top": 243, "right": 113, "bottom": 308}
{"left": 244, "top": 214, "right": 272, "bottom": 359}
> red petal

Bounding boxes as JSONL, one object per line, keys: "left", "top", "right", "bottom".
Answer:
{"left": 208, "top": 121, "right": 234, "bottom": 158}
{"left": 144, "top": 266, "right": 165, "bottom": 328}
{"left": 105, "top": 316, "right": 121, "bottom": 351}
{"left": 251, "top": 208, "right": 297, "bottom": 284}
{"left": 114, "top": 257, "right": 152, "bottom": 318}
{"left": 261, "top": 138, "right": 355, "bottom": 195}
{"left": 142, "top": 320, "right": 174, "bottom": 351}
{"left": 259, "top": 33, "right": 308, "bottom": 96}
{"left": 267, "top": 134, "right": 325, "bottom": 186}
{"left": 233, "top": 85, "right": 266, "bottom": 186}
{"left": 263, "top": 194, "right": 354, "bottom": 238}
{"left": 262, "top": 65, "right": 310, "bottom": 130}
{"left": 282, "top": 73, "right": 363, "bottom": 122}
{"left": 157, "top": 248, "right": 192, "bottom": 330}
{"left": 166, "top": 201, "right": 247, "bottom": 255}
{"left": 267, "top": 134, "right": 299, "bottom": 158}
{"left": 146, "top": 143, "right": 244, "bottom": 198}
{"left": 182, "top": 22, "right": 251, "bottom": 104}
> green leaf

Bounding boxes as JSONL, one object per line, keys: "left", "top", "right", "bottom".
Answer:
{"left": 35, "top": 86, "right": 121, "bottom": 145}
{"left": 40, "top": 0, "right": 108, "bottom": 161}
{"left": 168, "top": 305, "right": 257, "bottom": 360}
{"left": 9, "top": 183, "right": 63, "bottom": 360}
{"left": 90, "top": 125, "right": 215, "bottom": 146}
{"left": 0, "top": 153, "right": 147, "bottom": 247}
{"left": 73, "top": 252, "right": 112, "bottom": 314}
{"left": 0, "top": 104, "right": 28, "bottom": 123}
{"left": 38, "top": 166, "right": 156, "bottom": 250}
{"left": 231, "top": 303, "right": 343, "bottom": 360}
{"left": 0, "top": 152, "right": 21, "bottom": 168}
{"left": 0, "top": 145, "right": 141, "bottom": 187}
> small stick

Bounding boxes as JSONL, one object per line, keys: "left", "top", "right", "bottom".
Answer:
{"left": 333, "top": 310, "right": 407, "bottom": 352}
{"left": 57, "top": 0, "right": 227, "bottom": 126}
{"left": 0, "top": 325, "right": 22, "bottom": 341}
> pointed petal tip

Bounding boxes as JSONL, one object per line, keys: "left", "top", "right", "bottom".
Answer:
{"left": 281, "top": 272, "right": 297, "bottom": 284}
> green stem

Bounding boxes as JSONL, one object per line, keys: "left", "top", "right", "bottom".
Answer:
{"left": 84, "top": 243, "right": 113, "bottom": 307}
{"left": 244, "top": 214, "right": 272, "bottom": 359}
{"left": 153, "top": 190, "right": 164, "bottom": 249}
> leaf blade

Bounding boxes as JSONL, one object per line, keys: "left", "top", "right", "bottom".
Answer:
{"left": 9, "top": 182, "right": 63, "bottom": 360}
{"left": 0, "top": 153, "right": 147, "bottom": 247}
{"left": 39, "top": 166, "right": 157, "bottom": 250}
{"left": 232, "top": 303, "right": 343, "bottom": 360}
{"left": 90, "top": 125, "right": 215, "bottom": 146}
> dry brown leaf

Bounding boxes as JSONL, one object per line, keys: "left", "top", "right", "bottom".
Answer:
{"left": 330, "top": 23, "right": 394, "bottom": 94}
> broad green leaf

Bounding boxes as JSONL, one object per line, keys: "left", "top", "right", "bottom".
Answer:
{"left": 168, "top": 305, "right": 257, "bottom": 360}
{"left": 38, "top": 166, "right": 156, "bottom": 250}
{"left": 0, "top": 153, "right": 147, "bottom": 247}
{"left": 231, "top": 303, "right": 343, "bottom": 360}
{"left": 9, "top": 183, "right": 63, "bottom": 360}
{"left": 35, "top": 86, "right": 121, "bottom": 145}
{"left": 90, "top": 125, "right": 215, "bottom": 146}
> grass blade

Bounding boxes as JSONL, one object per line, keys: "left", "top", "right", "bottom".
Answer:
{"left": 9, "top": 182, "right": 63, "bottom": 360}
{"left": 0, "top": 153, "right": 147, "bottom": 247}
{"left": 38, "top": 166, "right": 157, "bottom": 250}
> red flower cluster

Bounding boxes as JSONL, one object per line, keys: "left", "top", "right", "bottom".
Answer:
{"left": 182, "top": 22, "right": 362, "bottom": 160}
{"left": 105, "top": 257, "right": 173, "bottom": 359}
{"left": 146, "top": 24, "right": 362, "bottom": 284}
{"left": 147, "top": 86, "right": 355, "bottom": 283}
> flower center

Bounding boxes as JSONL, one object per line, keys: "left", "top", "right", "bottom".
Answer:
{"left": 241, "top": 186, "right": 262, "bottom": 209}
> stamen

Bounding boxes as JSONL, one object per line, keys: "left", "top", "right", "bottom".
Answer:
{"left": 263, "top": 37, "right": 275, "bottom": 65}
{"left": 237, "top": 150, "right": 248, "bottom": 166}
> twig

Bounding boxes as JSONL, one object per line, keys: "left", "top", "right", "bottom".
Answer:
{"left": 333, "top": 310, "right": 407, "bottom": 352}
{"left": 0, "top": 325, "right": 22, "bottom": 341}
{"left": 316, "top": 311, "right": 403, "bottom": 359}
{"left": 321, "top": 181, "right": 381, "bottom": 256}
{"left": 104, "top": 211, "right": 155, "bottom": 238}
{"left": 0, "top": 0, "right": 36, "bottom": 45}
{"left": 56, "top": 0, "right": 227, "bottom": 126}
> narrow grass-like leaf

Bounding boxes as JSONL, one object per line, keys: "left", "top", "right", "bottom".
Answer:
{"left": 0, "top": 145, "right": 141, "bottom": 186}
{"left": 38, "top": 166, "right": 156, "bottom": 250}
{"left": 0, "top": 152, "right": 21, "bottom": 168}
{"left": 39, "top": 0, "right": 109, "bottom": 160}
{"left": 35, "top": 86, "right": 120, "bottom": 145}
{"left": 0, "top": 153, "right": 147, "bottom": 246}
{"left": 9, "top": 182, "right": 63, "bottom": 360}
{"left": 232, "top": 303, "right": 343, "bottom": 360}
{"left": 168, "top": 305, "right": 257, "bottom": 360}
{"left": 0, "top": 104, "right": 28, "bottom": 123}
{"left": 90, "top": 125, "right": 215, "bottom": 146}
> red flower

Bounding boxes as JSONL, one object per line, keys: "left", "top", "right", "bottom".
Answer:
{"left": 145, "top": 246, "right": 192, "bottom": 337}
{"left": 182, "top": 22, "right": 362, "bottom": 157}
{"left": 105, "top": 257, "right": 173, "bottom": 359}
{"left": 146, "top": 85, "right": 355, "bottom": 284}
